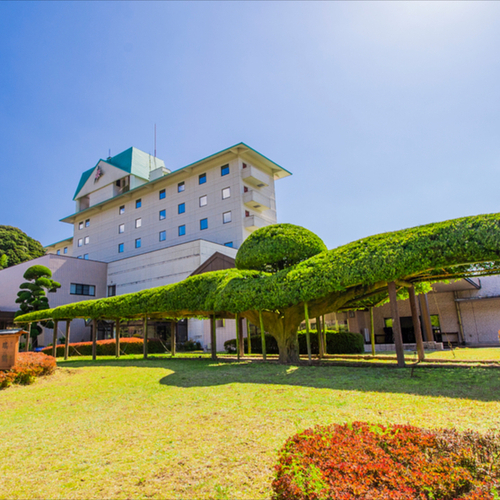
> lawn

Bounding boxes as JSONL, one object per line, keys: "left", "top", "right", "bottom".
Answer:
{"left": 1, "top": 354, "right": 500, "bottom": 499}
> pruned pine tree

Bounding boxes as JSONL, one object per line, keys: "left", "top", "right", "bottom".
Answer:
{"left": 15, "top": 265, "right": 61, "bottom": 349}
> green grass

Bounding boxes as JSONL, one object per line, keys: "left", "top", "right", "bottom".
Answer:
{"left": 1, "top": 354, "right": 500, "bottom": 499}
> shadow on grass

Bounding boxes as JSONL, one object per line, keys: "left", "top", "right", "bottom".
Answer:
{"left": 56, "top": 355, "right": 500, "bottom": 402}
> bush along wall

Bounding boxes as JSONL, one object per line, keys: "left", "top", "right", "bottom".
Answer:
{"left": 41, "top": 337, "right": 167, "bottom": 357}
{"left": 224, "top": 330, "right": 364, "bottom": 355}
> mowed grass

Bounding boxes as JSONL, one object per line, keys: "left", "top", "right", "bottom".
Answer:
{"left": 1, "top": 354, "right": 500, "bottom": 500}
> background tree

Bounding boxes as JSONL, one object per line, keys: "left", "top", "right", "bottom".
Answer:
{"left": 0, "top": 254, "right": 8, "bottom": 269}
{"left": 0, "top": 226, "right": 45, "bottom": 268}
{"left": 15, "top": 265, "right": 61, "bottom": 349}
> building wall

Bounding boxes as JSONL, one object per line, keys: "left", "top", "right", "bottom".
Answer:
{"left": 0, "top": 254, "right": 108, "bottom": 345}
{"left": 45, "top": 239, "right": 73, "bottom": 257}
{"left": 70, "top": 155, "right": 278, "bottom": 263}
{"left": 107, "top": 239, "right": 237, "bottom": 295}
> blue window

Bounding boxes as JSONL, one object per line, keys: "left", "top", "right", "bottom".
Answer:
{"left": 178, "top": 203, "right": 185, "bottom": 214}
{"left": 159, "top": 230, "right": 166, "bottom": 242}
{"left": 84, "top": 254, "right": 89, "bottom": 260}
{"left": 56, "top": 250, "right": 61, "bottom": 255}
{"left": 159, "top": 189, "right": 166, "bottom": 200}
{"left": 221, "top": 164, "right": 229, "bottom": 176}
{"left": 63, "top": 247, "right": 68, "bottom": 254}
{"left": 178, "top": 225, "right": 186, "bottom": 236}
{"left": 178, "top": 182, "right": 185, "bottom": 192}
{"left": 118, "top": 243, "right": 124, "bottom": 253}
{"left": 199, "top": 173, "right": 206, "bottom": 185}
{"left": 224, "top": 242, "right": 233, "bottom": 248}
{"left": 159, "top": 209, "right": 166, "bottom": 220}
{"left": 135, "top": 238, "right": 141, "bottom": 249}
{"left": 200, "top": 218, "right": 208, "bottom": 230}
{"left": 136, "top": 199, "right": 142, "bottom": 209}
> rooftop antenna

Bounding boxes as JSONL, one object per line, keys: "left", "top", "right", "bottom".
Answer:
{"left": 153, "top": 123, "right": 157, "bottom": 169}
{"left": 107, "top": 148, "right": 111, "bottom": 160}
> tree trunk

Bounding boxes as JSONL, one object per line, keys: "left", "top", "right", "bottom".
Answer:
{"left": 276, "top": 333, "right": 300, "bottom": 364}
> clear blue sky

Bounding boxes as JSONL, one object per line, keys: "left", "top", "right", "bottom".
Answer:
{"left": 2, "top": 1, "right": 500, "bottom": 250}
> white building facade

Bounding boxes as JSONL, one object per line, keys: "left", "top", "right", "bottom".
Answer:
{"left": 0, "top": 142, "right": 291, "bottom": 349}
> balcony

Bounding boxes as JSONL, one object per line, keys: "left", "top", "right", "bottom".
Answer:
{"left": 243, "top": 189, "right": 271, "bottom": 212}
{"left": 242, "top": 165, "right": 269, "bottom": 188}
{"left": 244, "top": 214, "right": 267, "bottom": 232}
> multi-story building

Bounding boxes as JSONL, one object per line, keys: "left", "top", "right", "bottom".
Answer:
{"left": 0, "top": 143, "right": 291, "bottom": 349}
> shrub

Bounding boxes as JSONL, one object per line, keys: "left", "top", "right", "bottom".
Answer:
{"left": 0, "top": 352, "right": 56, "bottom": 389}
{"left": 41, "top": 337, "right": 167, "bottom": 357}
{"left": 272, "top": 422, "right": 500, "bottom": 500}
{"left": 224, "top": 330, "right": 364, "bottom": 355}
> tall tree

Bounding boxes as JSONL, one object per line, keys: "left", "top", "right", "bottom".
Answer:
{"left": 0, "top": 226, "right": 45, "bottom": 268}
{"left": 15, "top": 265, "right": 61, "bottom": 349}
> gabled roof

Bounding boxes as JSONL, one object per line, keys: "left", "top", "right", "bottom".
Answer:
{"left": 73, "top": 147, "right": 164, "bottom": 200}
{"left": 190, "top": 252, "right": 236, "bottom": 276}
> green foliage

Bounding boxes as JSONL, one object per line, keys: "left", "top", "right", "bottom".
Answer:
{"left": 235, "top": 223, "right": 327, "bottom": 272}
{"left": 0, "top": 254, "right": 7, "bottom": 269}
{"left": 15, "top": 265, "right": 61, "bottom": 343}
{"left": 0, "top": 226, "right": 45, "bottom": 268}
{"left": 224, "top": 330, "right": 364, "bottom": 355}
{"left": 15, "top": 213, "right": 500, "bottom": 323}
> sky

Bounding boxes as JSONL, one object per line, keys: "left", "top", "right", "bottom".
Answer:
{"left": 1, "top": 1, "right": 500, "bottom": 250}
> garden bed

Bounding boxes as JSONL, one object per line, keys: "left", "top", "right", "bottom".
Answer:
{"left": 0, "top": 352, "right": 56, "bottom": 389}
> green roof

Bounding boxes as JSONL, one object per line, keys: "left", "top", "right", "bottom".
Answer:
{"left": 73, "top": 148, "right": 164, "bottom": 200}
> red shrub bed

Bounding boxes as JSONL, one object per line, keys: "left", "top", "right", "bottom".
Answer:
{"left": 41, "top": 337, "right": 166, "bottom": 357}
{"left": 0, "top": 352, "right": 57, "bottom": 389}
{"left": 273, "top": 422, "right": 500, "bottom": 500}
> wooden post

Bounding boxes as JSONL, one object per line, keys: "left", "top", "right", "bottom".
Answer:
{"left": 171, "top": 321, "right": 176, "bottom": 357}
{"left": 453, "top": 291, "right": 466, "bottom": 344}
{"left": 115, "top": 319, "right": 120, "bottom": 358}
{"left": 52, "top": 320, "right": 58, "bottom": 358}
{"left": 235, "top": 313, "right": 240, "bottom": 361}
{"left": 211, "top": 315, "right": 217, "bottom": 360}
{"left": 92, "top": 319, "right": 97, "bottom": 360}
{"left": 304, "top": 303, "right": 312, "bottom": 363}
{"left": 238, "top": 316, "right": 245, "bottom": 358}
{"left": 388, "top": 281, "right": 405, "bottom": 368}
{"left": 370, "top": 307, "right": 376, "bottom": 356}
{"left": 322, "top": 314, "right": 327, "bottom": 355}
{"left": 25, "top": 323, "right": 31, "bottom": 352}
{"left": 143, "top": 316, "right": 148, "bottom": 359}
{"left": 246, "top": 319, "right": 251, "bottom": 354}
{"left": 259, "top": 310, "right": 267, "bottom": 361}
{"left": 419, "top": 293, "right": 434, "bottom": 342}
{"left": 409, "top": 285, "right": 425, "bottom": 362}
{"left": 316, "top": 316, "right": 324, "bottom": 358}
{"left": 64, "top": 321, "right": 70, "bottom": 360}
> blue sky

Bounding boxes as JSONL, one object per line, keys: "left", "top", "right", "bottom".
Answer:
{"left": 2, "top": 1, "right": 500, "bottom": 249}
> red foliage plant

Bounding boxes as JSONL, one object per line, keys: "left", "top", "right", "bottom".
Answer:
{"left": 40, "top": 337, "right": 166, "bottom": 357}
{"left": 272, "top": 422, "right": 500, "bottom": 500}
{"left": 0, "top": 352, "right": 57, "bottom": 389}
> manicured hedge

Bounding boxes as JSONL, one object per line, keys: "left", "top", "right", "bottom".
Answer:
{"left": 41, "top": 337, "right": 167, "bottom": 357}
{"left": 224, "top": 330, "right": 364, "bottom": 355}
{"left": 273, "top": 422, "right": 500, "bottom": 499}
{"left": 0, "top": 352, "right": 56, "bottom": 389}
{"left": 16, "top": 213, "right": 500, "bottom": 323}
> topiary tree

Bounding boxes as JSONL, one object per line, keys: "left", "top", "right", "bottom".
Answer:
{"left": 235, "top": 224, "right": 328, "bottom": 363}
{"left": 15, "top": 265, "right": 61, "bottom": 349}
{"left": 0, "top": 254, "right": 7, "bottom": 270}
{"left": 14, "top": 213, "right": 500, "bottom": 365}
{"left": 235, "top": 223, "right": 327, "bottom": 272}
{"left": 0, "top": 226, "right": 45, "bottom": 268}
